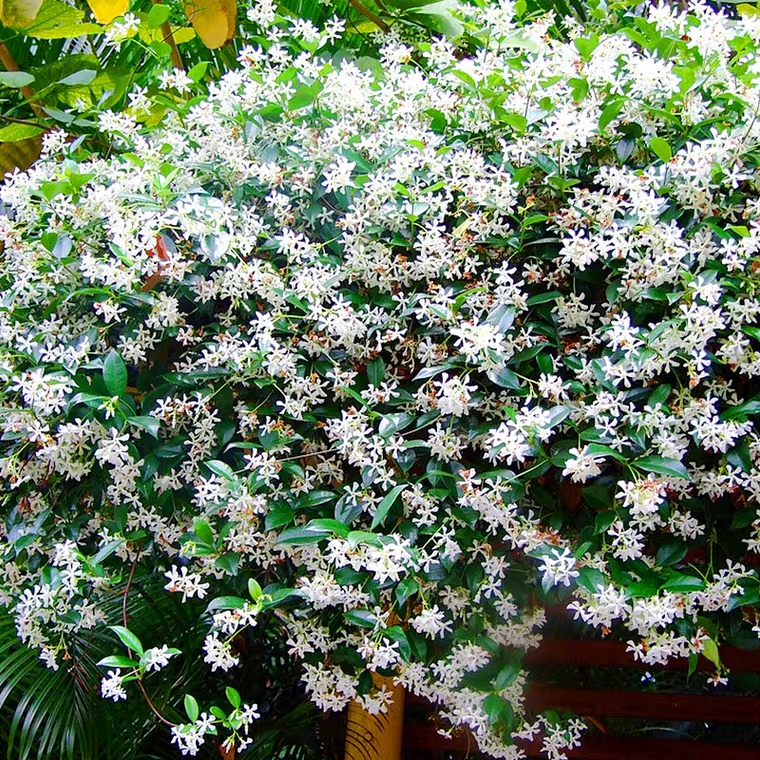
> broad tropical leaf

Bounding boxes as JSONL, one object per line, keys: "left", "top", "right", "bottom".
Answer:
{"left": 183, "top": 0, "right": 235, "bottom": 49}
{"left": 0, "top": 0, "right": 42, "bottom": 27}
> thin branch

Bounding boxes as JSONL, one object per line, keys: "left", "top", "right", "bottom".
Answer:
{"left": 122, "top": 556, "right": 139, "bottom": 628}
{"left": 0, "top": 42, "right": 42, "bottom": 117}
{"left": 153, "top": 0, "right": 184, "bottom": 70}
{"left": 122, "top": 555, "right": 177, "bottom": 728}
{"left": 0, "top": 114, "right": 50, "bottom": 129}
{"left": 346, "top": 0, "right": 390, "bottom": 33}
{"left": 137, "top": 678, "right": 177, "bottom": 727}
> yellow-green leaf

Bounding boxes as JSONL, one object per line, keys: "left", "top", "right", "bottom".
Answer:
{"left": 19, "top": 0, "right": 102, "bottom": 38}
{"left": 649, "top": 136, "right": 672, "bottom": 163}
{"left": 0, "top": 0, "right": 43, "bottom": 28}
{"left": 702, "top": 638, "right": 721, "bottom": 669}
{"left": 172, "top": 25, "right": 194, "bottom": 43}
{"left": 737, "top": 3, "right": 760, "bottom": 16}
{"left": 0, "top": 123, "right": 44, "bottom": 142}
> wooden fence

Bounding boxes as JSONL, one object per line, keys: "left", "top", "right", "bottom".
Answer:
{"left": 398, "top": 636, "right": 760, "bottom": 759}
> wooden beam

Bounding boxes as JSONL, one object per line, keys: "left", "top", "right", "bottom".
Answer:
{"left": 525, "top": 639, "right": 760, "bottom": 672}
{"left": 402, "top": 723, "right": 760, "bottom": 759}
{"left": 526, "top": 682, "right": 760, "bottom": 724}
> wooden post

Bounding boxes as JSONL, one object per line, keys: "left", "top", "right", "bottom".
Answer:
{"left": 345, "top": 673, "right": 404, "bottom": 760}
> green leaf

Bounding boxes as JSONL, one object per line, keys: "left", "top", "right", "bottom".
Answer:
{"left": 593, "top": 511, "right": 616, "bottom": 535}
{"left": 367, "top": 357, "right": 385, "bottom": 388}
{"left": 649, "top": 136, "right": 672, "bottom": 163}
{"left": 661, "top": 573, "right": 705, "bottom": 593}
{"left": 626, "top": 576, "right": 661, "bottom": 598}
{"left": 215, "top": 552, "right": 239, "bottom": 575}
{"left": 248, "top": 578, "right": 262, "bottom": 600}
{"left": 127, "top": 415, "right": 160, "bottom": 438}
{"left": 574, "top": 33, "right": 599, "bottom": 59}
{"left": 738, "top": 3, "right": 760, "bottom": 16}
{"left": 722, "top": 398, "right": 760, "bottom": 421}
{"left": 487, "top": 366, "right": 521, "bottom": 390}
{"left": 452, "top": 70, "right": 477, "bottom": 89}
{"left": 298, "top": 489, "right": 337, "bottom": 508}
{"left": 0, "top": 123, "right": 45, "bottom": 142}
{"left": 109, "top": 625, "right": 143, "bottom": 655}
{"left": 656, "top": 540, "right": 687, "bottom": 567}
{"left": 147, "top": 2, "right": 169, "bottom": 27}
{"left": 193, "top": 518, "right": 214, "bottom": 547}
{"left": 634, "top": 455, "right": 689, "bottom": 480}
{"left": 102, "top": 350, "right": 128, "bottom": 396}
{"left": 288, "top": 82, "right": 322, "bottom": 110}
{"left": 379, "top": 413, "right": 414, "bottom": 438}
{"left": 570, "top": 77, "right": 588, "bottom": 103}
{"left": 384, "top": 626, "right": 411, "bottom": 661}
{"left": 576, "top": 567, "right": 605, "bottom": 594}
{"left": 187, "top": 61, "right": 208, "bottom": 82}
{"left": 483, "top": 694, "right": 514, "bottom": 728}
{"left": 370, "top": 484, "right": 407, "bottom": 530}
{"left": 701, "top": 638, "right": 721, "bottom": 669}
{"left": 526, "top": 291, "right": 561, "bottom": 306}
{"left": 205, "top": 596, "right": 246, "bottom": 612}
{"left": 499, "top": 111, "right": 526, "bottom": 131}
{"left": 395, "top": 577, "right": 418, "bottom": 606}
{"left": 730, "top": 508, "right": 756, "bottom": 530}
{"left": 96, "top": 655, "right": 138, "bottom": 668}
{"left": 344, "top": 609, "right": 378, "bottom": 629}
{"left": 0, "top": 71, "right": 35, "bottom": 88}
{"left": 599, "top": 97, "right": 625, "bottom": 131}
{"left": 205, "top": 459, "right": 237, "bottom": 481}
{"left": 226, "top": 686, "right": 241, "bottom": 708}
{"left": 501, "top": 28, "right": 538, "bottom": 51}
{"left": 383, "top": 0, "right": 444, "bottom": 8}
{"left": 185, "top": 694, "right": 199, "bottom": 722}
{"left": 264, "top": 505, "right": 294, "bottom": 530}
{"left": 90, "top": 539, "right": 125, "bottom": 565}
{"left": 58, "top": 69, "right": 96, "bottom": 86}
{"left": 347, "top": 530, "right": 383, "bottom": 549}
{"left": 409, "top": 0, "right": 464, "bottom": 38}
{"left": 275, "top": 525, "right": 331, "bottom": 546}
{"left": 647, "top": 384, "right": 671, "bottom": 409}
{"left": 306, "top": 518, "right": 351, "bottom": 536}
{"left": 494, "top": 661, "right": 521, "bottom": 690}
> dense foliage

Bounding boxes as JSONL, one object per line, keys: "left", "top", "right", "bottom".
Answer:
{"left": 3, "top": 0, "right": 760, "bottom": 757}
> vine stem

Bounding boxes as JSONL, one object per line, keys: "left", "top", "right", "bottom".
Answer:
{"left": 122, "top": 556, "right": 177, "bottom": 728}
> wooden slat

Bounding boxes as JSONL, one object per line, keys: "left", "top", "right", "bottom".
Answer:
{"left": 525, "top": 639, "right": 760, "bottom": 672}
{"left": 345, "top": 673, "right": 404, "bottom": 760}
{"left": 402, "top": 723, "right": 760, "bottom": 760}
{"left": 526, "top": 682, "right": 760, "bottom": 723}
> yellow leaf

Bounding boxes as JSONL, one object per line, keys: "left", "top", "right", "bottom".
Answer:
{"left": 0, "top": 134, "right": 41, "bottom": 178}
{"left": 86, "top": 0, "right": 128, "bottom": 25}
{"left": 184, "top": 0, "right": 234, "bottom": 49}
{"left": 0, "top": 0, "right": 43, "bottom": 27}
